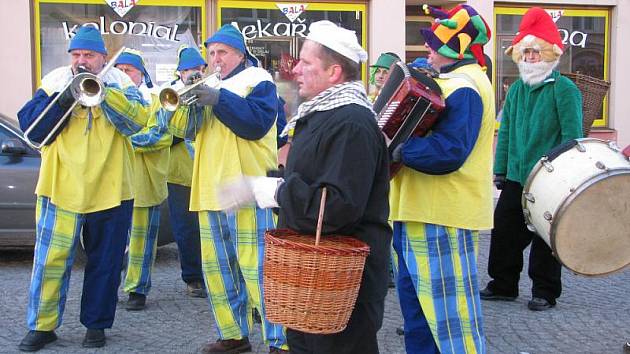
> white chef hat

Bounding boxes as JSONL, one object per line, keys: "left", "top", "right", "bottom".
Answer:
{"left": 306, "top": 20, "right": 368, "bottom": 64}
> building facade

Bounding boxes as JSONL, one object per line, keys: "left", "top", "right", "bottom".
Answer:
{"left": 0, "top": 0, "right": 627, "bottom": 145}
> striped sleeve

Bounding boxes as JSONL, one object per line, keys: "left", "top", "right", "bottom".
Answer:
{"left": 100, "top": 85, "right": 150, "bottom": 136}
{"left": 131, "top": 102, "right": 174, "bottom": 152}
{"left": 168, "top": 103, "right": 206, "bottom": 140}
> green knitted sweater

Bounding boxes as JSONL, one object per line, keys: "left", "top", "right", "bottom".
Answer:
{"left": 494, "top": 70, "right": 583, "bottom": 185}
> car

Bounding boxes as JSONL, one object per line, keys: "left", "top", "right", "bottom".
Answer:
{"left": 0, "top": 113, "right": 173, "bottom": 249}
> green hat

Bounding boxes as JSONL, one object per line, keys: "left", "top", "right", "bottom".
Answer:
{"left": 371, "top": 52, "right": 399, "bottom": 69}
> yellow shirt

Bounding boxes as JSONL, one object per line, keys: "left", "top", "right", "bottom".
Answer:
{"left": 170, "top": 66, "right": 278, "bottom": 211}
{"left": 389, "top": 63, "right": 495, "bottom": 230}
{"left": 132, "top": 92, "right": 171, "bottom": 207}
{"left": 36, "top": 66, "right": 149, "bottom": 213}
{"left": 167, "top": 141, "right": 194, "bottom": 187}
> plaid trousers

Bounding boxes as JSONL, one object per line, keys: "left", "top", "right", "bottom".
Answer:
{"left": 393, "top": 221, "right": 486, "bottom": 354}
{"left": 123, "top": 205, "right": 161, "bottom": 295}
{"left": 27, "top": 196, "right": 131, "bottom": 330}
{"left": 198, "top": 207, "right": 287, "bottom": 350}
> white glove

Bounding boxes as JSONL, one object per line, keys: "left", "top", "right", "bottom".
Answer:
{"left": 250, "top": 177, "right": 283, "bottom": 209}
{"left": 216, "top": 177, "right": 256, "bottom": 211}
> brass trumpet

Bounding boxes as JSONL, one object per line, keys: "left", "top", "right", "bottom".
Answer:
{"left": 23, "top": 47, "right": 127, "bottom": 150}
{"left": 159, "top": 67, "right": 221, "bottom": 112}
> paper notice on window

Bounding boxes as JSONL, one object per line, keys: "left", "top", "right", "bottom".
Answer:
{"left": 155, "top": 63, "right": 178, "bottom": 84}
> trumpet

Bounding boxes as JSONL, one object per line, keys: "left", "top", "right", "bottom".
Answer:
{"left": 23, "top": 46, "right": 127, "bottom": 150}
{"left": 159, "top": 67, "right": 221, "bottom": 112}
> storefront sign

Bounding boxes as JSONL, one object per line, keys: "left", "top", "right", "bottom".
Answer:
{"left": 62, "top": 16, "right": 180, "bottom": 42}
{"left": 107, "top": 0, "right": 138, "bottom": 18}
{"left": 231, "top": 20, "right": 307, "bottom": 40}
{"left": 559, "top": 29, "right": 588, "bottom": 48}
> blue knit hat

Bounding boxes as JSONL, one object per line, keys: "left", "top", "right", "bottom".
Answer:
{"left": 204, "top": 24, "right": 259, "bottom": 67}
{"left": 68, "top": 26, "right": 107, "bottom": 55}
{"left": 177, "top": 46, "right": 207, "bottom": 71}
{"left": 115, "top": 49, "right": 153, "bottom": 88}
{"left": 410, "top": 57, "right": 431, "bottom": 69}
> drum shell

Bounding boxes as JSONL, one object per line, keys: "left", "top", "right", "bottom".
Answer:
{"left": 522, "top": 138, "right": 630, "bottom": 276}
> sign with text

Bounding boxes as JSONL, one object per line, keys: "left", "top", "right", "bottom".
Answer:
{"left": 106, "top": 0, "right": 138, "bottom": 18}
{"left": 275, "top": 3, "right": 308, "bottom": 22}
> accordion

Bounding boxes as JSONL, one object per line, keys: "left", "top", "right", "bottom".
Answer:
{"left": 373, "top": 61, "right": 445, "bottom": 177}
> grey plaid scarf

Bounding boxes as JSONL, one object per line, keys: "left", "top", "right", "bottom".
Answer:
{"left": 280, "top": 80, "right": 374, "bottom": 137}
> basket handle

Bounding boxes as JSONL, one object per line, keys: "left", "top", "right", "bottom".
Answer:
{"left": 315, "top": 187, "right": 327, "bottom": 246}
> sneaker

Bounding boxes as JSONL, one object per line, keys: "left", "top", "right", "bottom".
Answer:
{"left": 201, "top": 337, "right": 251, "bottom": 354}
{"left": 82, "top": 328, "right": 106, "bottom": 348}
{"left": 479, "top": 286, "right": 517, "bottom": 301}
{"left": 126, "top": 292, "right": 146, "bottom": 311}
{"left": 527, "top": 297, "right": 556, "bottom": 311}
{"left": 18, "top": 330, "right": 57, "bottom": 352}
{"left": 269, "top": 347, "right": 289, "bottom": 354}
{"left": 623, "top": 341, "right": 630, "bottom": 353}
{"left": 186, "top": 281, "right": 207, "bottom": 298}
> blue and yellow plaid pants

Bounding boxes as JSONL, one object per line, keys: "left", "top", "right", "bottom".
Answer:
{"left": 199, "top": 207, "right": 287, "bottom": 350}
{"left": 27, "top": 196, "right": 132, "bottom": 330}
{"left": 123, "top": 205, "right": 160, "bottom": 295}
{"left": 393, "top": 221, "right": 486, "bottom": 354}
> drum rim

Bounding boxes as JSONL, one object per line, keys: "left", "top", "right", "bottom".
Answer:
{"left": 521, "top": 138, "right": 618, "bottom": 211}
{"left": 549, "top": 168, "right": 630, "bottom": 276}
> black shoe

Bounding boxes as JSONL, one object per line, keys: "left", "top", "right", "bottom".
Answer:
{"left": 82, "top": 328, "right": 106, "bottom": 348}
{"left": 479, "top": 286, "right": 517, "bottom": 301}
{"left": 527, "top": 297, "right": 556, "bottom": 311}
{"left": 126, "top": 292, "right": 146, "bottom": 311}
{"left": 186, "top": 281, "right": 207, "bottom": 298}
{"left": 18, "top": 330, "right": 57, "bottom": 352}
{"left": 623, "top": 341, "right": 630, "bottom": 353}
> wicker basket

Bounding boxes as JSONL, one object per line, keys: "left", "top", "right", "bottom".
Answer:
{"left": 563, "top": 72, "right": 611, "bottom": 137}
{"left": 263, "top": 188, "right": 370, "bottom": 334}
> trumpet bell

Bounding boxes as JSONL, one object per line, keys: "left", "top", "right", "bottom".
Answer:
{"left": 70, "top": 73, "right": 105, "bottom": 107}
{"left": 159, "top": 87, "right": 180, "bottom": 112}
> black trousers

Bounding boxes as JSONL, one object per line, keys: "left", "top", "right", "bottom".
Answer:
{"left": 286, "top": 299, "right": 384, "bottom": 354}
{"left": 487, "top": 180, "right": 562, "bottom": 303}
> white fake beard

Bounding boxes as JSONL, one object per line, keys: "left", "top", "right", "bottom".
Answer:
{"left": 517, "top": 60, "right": 559, "bottom": 85}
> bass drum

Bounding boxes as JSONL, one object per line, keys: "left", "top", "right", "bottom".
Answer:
{"left": 522, "top": 138, "right": 630, "bottom": 276}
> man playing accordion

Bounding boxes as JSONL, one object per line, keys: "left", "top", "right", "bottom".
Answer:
{"left": 389, "top": 5, "right": 495, "bottom": 354}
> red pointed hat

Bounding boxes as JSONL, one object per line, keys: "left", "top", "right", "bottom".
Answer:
{"left": 512, "top": 7, "right": 563, "bottom": 50}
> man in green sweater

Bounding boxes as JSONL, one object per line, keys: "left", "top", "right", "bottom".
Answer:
{"left": 480, "top": 7, "right": 583, "bottom": 311}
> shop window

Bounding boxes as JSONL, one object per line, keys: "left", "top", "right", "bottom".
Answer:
{"left": 404, "top": 15, "right": 432, "bottom": 63}
{"left": 495, "top": 7, "right": 610, "bottom": 128}
{"left": 35, "top": 0, "right": 205, "bottom": 87}
{"left": 218, "top": 1, "right": 367, "bottom": 116}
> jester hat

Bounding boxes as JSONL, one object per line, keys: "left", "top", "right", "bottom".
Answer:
{"left": 420, "top": 4, "right": 491, "bottom": 68}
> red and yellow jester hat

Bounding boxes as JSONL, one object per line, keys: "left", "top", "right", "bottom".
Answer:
{"left": 420, "top": 4, "right": 491, "bottom": 68}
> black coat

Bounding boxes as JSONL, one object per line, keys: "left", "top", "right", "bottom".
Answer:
{"left": 276, "top": 103, "right": 392, "bottom": 302}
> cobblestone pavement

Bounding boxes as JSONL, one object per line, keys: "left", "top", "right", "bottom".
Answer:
{"left": 1, "top": 233, "right": 628, "bottom": 354}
